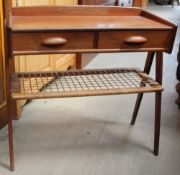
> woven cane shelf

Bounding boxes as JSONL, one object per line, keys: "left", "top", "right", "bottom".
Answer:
{"left": 10, "top": 68, "right": 163, "bottom": 100}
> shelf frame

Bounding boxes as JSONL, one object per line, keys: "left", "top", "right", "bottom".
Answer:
{"left": 10, "top": 68, "right": 163, "bottom": 100}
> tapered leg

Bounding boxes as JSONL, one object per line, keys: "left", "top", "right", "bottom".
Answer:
{"left": 154, "top": 92, "right": 162, "bottom": 156}
{"left": 4, "top": 26, "right": 15, "bottom": 171}
{"left": 131, "top": 52, "right": 155, "bottom": 125}
{"left": 154, "top": 52, "right": 163, "bottom": 156}
{"left": 7, "top": 100, "right": 14, "bottom": 171}
{"left": 6, "top": 62, "right": 14, "bottom": 171}
{"left": 131, "top": 93, "right": 143, "bottom": 125}
{"left": 6, "top": 69, "right": 15, "bottom": 171}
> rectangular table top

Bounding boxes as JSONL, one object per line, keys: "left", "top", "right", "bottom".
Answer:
{"left": 12, "top": 16, "right": 172, "bottom": 31}
{"left": 9, "top": 6, "right": 176, "bottom": 32}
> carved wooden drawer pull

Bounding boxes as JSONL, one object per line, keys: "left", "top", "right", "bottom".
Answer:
{"left": 124, "top": 36, "right": 148, "bottom": 45}
{"left": 42, "top": 37, "right": 67, "bottom": 46}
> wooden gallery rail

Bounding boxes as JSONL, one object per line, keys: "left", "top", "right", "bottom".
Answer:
{"left": 5, "top": 6, "right": 177, "bottom": 171}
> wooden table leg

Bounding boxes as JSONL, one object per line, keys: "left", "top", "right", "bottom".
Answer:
{"left": 5, "top": 26, "right": 15, "bottom": 171}
{"left": 131, "top": 51, "right": 155, "bottom": 125}
{"left": 6, "top": 66, "right": 15, "bottom": 171}
{"left": 76, "top": 53, "right": 82, "bottom": 70}
{"left": 7, "top": 97, "right": 14, "bottom": 171}
{"left": 154, "top": 51, "right": 163, "bottom": 156}
{"left": 154, "top": 91, "right": 162, "bottom": 156}
{"left": 6, "top": 59, "right": 15, "bottom": 171}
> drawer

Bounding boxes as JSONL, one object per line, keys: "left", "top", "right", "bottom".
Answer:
{"left": 98, "top": 31, "right": 173, "bottom": 52}
{"left": 12, "top": 31, "right": 94, "bottom": 55}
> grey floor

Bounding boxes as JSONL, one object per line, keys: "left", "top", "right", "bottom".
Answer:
{"left": 1, "top": 4, "right": 180, "bottom": 175}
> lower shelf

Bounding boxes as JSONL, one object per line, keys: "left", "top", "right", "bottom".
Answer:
{"left": 10, "top": 68, "right": 163, "bottom": 100}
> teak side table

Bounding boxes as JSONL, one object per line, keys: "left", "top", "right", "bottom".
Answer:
{"left": 5, "top": 6, "right": 177, "bottom": 171}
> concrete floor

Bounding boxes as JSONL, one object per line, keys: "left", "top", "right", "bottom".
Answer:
{"left": 1, "top": 4, "right": 180, "bottom": 175}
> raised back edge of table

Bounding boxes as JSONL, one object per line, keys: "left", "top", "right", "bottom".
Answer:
{"left": 10, "top": 6, "right": 142, "bottom": 17}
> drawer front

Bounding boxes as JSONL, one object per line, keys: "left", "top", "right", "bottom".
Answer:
{"left": 98, "top": 31, "right": 173, "bottom": 52}
{"left": 12, "top": 32, "right": 94, "bottom": 55}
